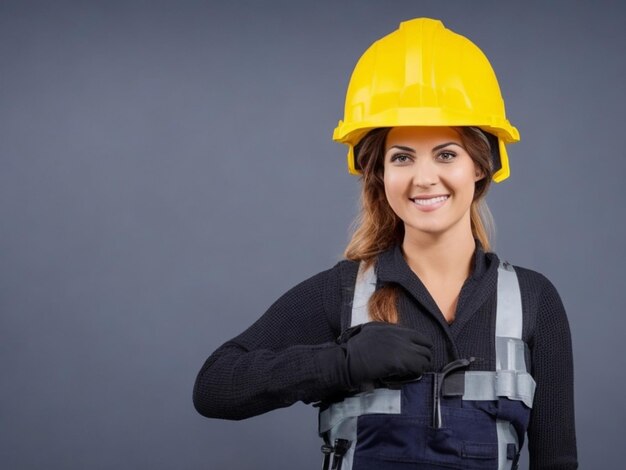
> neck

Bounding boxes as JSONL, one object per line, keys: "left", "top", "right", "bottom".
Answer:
{"left": 401, "top": 225, "right": 477, "bottom": 282}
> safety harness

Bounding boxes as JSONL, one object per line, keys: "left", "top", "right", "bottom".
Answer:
{"left": 318, "top": 261, "right": 536, "bottom": 470}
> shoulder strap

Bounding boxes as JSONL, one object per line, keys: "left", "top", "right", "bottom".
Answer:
{"left": 350, "top": 262, "right": 376, "bottom": 327}
{"left": 496, "top": 261, "right": 523, "bottom": 341}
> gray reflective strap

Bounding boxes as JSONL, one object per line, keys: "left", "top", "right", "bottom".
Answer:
{"left": 350, "top": 262, "right": 376, "bottom": 327}
{"left": 319, "top": 389, "right": 402, "bottom": 470}
{"left": 318, "top": 263, "right": 379, "bottom": 470}
{"left": 319, "top": 388, "right": 402, "bottom": 433}
{"left": 497, "top": 420, "right": 519, "bottom": 470}
{"left": 463, "top": 370, "right": 536, "bottom": 408}
{"left": 496, "top": 336, "right": 528, "bottom": 372}
{"left": 495, "top": 262, "right": 529, "bottom": 469}
{"left": 463, "top": 264, "right": 536, "bottom": 406}
{"left": 496, "top": 262, "right": 523, "bottom": 341}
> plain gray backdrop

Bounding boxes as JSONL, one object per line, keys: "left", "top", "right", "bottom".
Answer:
{"left": 1, "top": 1, "right": 625, "bottom": 468}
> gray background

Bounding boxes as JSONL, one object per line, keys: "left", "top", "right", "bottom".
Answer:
{"left": 1, "top": 0, "right": 624, "bottom": 468}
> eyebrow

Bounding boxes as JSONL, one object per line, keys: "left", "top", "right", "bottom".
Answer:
{"left": 386, "top": 141, "right": 463, "bottom": 153}
{"left": 433, "top": 141, "right": 463, "bottom": 151}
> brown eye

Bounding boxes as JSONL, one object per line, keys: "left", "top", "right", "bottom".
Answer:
{"left": 390, "top": 154, "right": 411, "bottom": 164}
{"left": 437, "top": 151, "right": 457, "bottom": 162}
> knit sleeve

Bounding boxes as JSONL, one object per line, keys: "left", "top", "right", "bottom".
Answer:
{"left": 527, "top": 275, "right": 578, "bottom": 469}
{"left": 192, "top": 263, "right": 353, "bottom": 420}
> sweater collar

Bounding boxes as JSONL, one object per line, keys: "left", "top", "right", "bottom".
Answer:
{"left": 375, "top": 241, "right": 499, "bottom": 329}
{"left": 376, "top": 241, "right": 488, "bottom": 283}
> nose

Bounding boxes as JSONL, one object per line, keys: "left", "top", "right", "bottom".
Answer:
{"left": 412, "top": 158, "right": 439, "bottom": 187}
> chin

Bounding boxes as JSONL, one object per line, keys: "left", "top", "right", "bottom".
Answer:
{"left": 404, "top": 224, "right": 449, "bottom": 237}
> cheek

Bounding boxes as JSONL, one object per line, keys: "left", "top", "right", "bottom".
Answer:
{"left": 383, "top": 170, "right": 407, "bottom": 203}
{"left": 447, "top": 166, "right": 477, "bottom": 196}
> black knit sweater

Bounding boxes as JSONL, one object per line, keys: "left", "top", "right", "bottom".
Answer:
{"left": 193, "top": 244, "right": 578, "bottom": 469}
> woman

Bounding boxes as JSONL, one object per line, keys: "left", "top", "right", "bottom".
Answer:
{"left": 193, "top": 18, "right": 577, "bottom": 469}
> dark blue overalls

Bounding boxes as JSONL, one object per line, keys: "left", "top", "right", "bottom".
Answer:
{"left": 318, "top": 262, "right": 536, "bottom": 470}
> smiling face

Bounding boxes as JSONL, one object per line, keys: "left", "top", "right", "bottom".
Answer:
{"left": 383, "top": 126, "right": 484, "bottom": 242}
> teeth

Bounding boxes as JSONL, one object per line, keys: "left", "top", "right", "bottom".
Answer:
{"left": 412, "top": 196, "right": 448, "bottom": 206}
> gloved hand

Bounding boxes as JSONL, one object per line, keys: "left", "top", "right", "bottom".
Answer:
{"left": 340, "top": 322, "right": 433, "bottom": 388}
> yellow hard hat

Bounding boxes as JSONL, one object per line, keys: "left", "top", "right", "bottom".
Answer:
{"left": 334, "top": 18, "right": 519, "bottom": 182}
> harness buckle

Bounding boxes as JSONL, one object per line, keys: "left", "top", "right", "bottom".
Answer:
{"left": 331, "top": 438, "right": 351, "bottom": 470}
{"left": 321, "top": 443, "right": 333, "bottom": 470}
{"left": 508, "top": 442, "right": 521, "bottom": 469}
{"left": 433, "top": 357, "right": 475, "bottom": 428}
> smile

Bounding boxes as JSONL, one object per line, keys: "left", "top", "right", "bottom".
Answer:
{"left": 410, "top": 195, "right": 449, "bottom": 206}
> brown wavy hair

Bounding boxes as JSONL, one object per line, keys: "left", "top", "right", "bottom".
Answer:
{"left": 343, "top": 127, "right": 495, "bottom": 323}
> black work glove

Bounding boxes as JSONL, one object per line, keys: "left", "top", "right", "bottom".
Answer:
{"left": 340, "top": 322, "right": 432, "bottom": 388}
